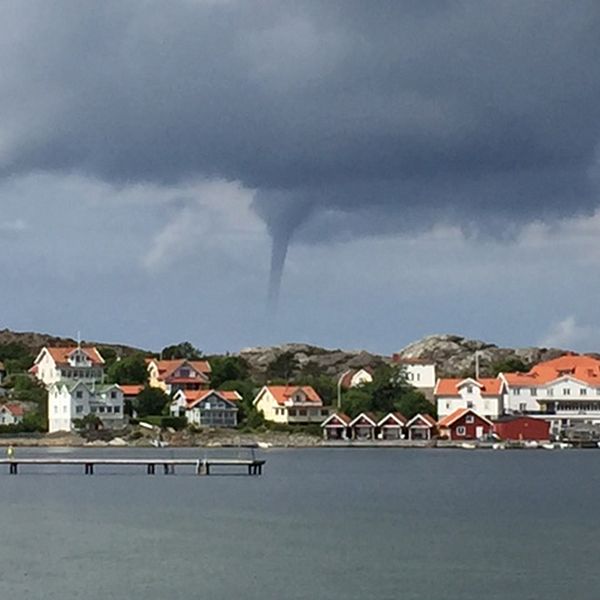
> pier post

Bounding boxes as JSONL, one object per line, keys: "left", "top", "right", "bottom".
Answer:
{"left": 9, "top": 462, "right": 18, "bottom": 475}
{"left": 147, "top": 464, "right": 155, "bottom": 475}
{"left": 84, "top": 463, "right": 94, "bottom": 475}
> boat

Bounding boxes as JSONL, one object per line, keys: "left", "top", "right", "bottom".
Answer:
{"left": 461, "top": 442, "right": 476, "bottom": 450}
{"left": 257, "top": 442, "right": 272, "bottom": 449}
{"left": 150, "top": 439, "right": 169, "bottom": 448}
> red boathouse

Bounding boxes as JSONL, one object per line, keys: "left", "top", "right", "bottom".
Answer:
{"left": 493, "top": 416, "right": 550, "bottom": 441}
{"left": 438, "top": 408, "right": 493, "bottom": 440}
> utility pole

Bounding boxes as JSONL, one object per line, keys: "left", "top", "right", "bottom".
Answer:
{"left": 475, "top": 351, "right": 481, "bottom": 380}
{"left": 336, "top": 374, "right": 343, "bottom": 410}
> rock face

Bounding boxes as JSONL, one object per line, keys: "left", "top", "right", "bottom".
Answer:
{"left": 238, "top": 343, "right": 387, "bottom": 380}
{"left": 395, "top": 334, "right": 568, "bottom": 378}
{"left": 238, "top": 335, "right": 572, "bottom": 380}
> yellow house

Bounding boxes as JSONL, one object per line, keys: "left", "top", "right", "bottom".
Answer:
{"left": 146, "top": 359, "right": 211, "bottom": 394}
{"left": 253, "top": 385, "right": 329, "bottom": 424}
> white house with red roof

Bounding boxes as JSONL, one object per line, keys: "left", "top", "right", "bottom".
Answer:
{"left": 170, "top": 389, "right": 241, "bottom": 427}
{"left": 253, "top": 385, "right": 329, "bottom": 424}
{"left": 0, "top": 403, "right": 24, "bottom": 425}
{"left": 31, "top": 346, "right": 105, "bottom": 386}
{"left": 435, "top": 377, "right": 505, "bottom": 420}
{"left": 500, "top": 354, "right": 600, "bottom": 433}
{"left": 147, "top": 358, "right": 211, "bottom": 394}
{"left": 338, "top": 368, "right": 374, "bottom": 390}
{"left": 391, "top": 355, "right": 437, "bottom": 389}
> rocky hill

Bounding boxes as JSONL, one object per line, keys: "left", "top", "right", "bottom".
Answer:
{"left": 238, "top": 335, "right": 573, "bottom": 380}
{"left": 0, "top": 328, "right": 145, "bottom": 358}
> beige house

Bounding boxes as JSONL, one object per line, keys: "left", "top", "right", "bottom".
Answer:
{"left": 253, "top": 385, "right": 329, "bottom": 424}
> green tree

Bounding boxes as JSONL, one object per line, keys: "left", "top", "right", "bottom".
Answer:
{"left": 218, "top": 379, "right": 258, "bottom": 424}
{"left": 394, "top": 389, "right": 436, "bottom": 420}
{"left": 0, "top": 342, "right": 34, "bottom": 374}
{"left": 8, "top": 375, "right": 47, "bottom": 405}
{"left": 209, "top": 356, "right": 249, "bottom": 388}
{"left": 107, "top": 353, "right": 148, "bottom": 385}
{"left": 97, "top": 346, "right": 118, "bottom": 369}
{"left": 341, "top": 387, "right": 373, "bottom": 415}
{"left": 490, "top": 356, "right": 530, "bottom": 377}
{"left": 73, "top": 413, "right": 103, "bottom": 432}
{"left": 160, "top": 342, "right": 202, "bottom": 360}
{"left": 135, "top": 387, "right": 170, "bottom": 417}
{"left": 266, "top": 352, "right": 299, "bottom": 380}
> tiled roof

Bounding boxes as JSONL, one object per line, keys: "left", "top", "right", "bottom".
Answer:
{"left": 120, "top": 384, "right": 144, "bottom": 396}
{"left": 435, "top": 377, "right": 503, "bottom": 397}
{"left": 1, "top": 403, "right": 24, "bottom": 416}
{"left": 265, "top": 385, "right": 323, "bottom": 406}
{"left": 321, "top": 412, "right": 352, "bottom": 427}
{"left": 438, "top": 408, "right": 493, "bottom": 427}
{"left": 186, "top": 389, "right": 241, "bottom": 409}
{"left": 45, "top": 346, "right": 105, "bottom": 365}
{"left": 502, "top": 354, "right": 600, "bottom": 387}
{"left": 339, "top": 368, "right": 373, "bottom": 389}
{"left": 151, "top": 359, "right": 211, "bottom": 380}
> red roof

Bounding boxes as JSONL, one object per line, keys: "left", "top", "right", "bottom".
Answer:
{"left": 151, "top": 359, "right": 211, "bottom": 380}
{"left": 349, "top": 412, "right": 378, "bottom": 427}
{"left": 377, "top": 412, "right": 407, "bottom": 427}
{"left": 435, "top": 377, "right": 503, "bottom": 397}
{"left": 1, "top": 403, "right": 24, "bottom": 417}
{"left": 322, "top": 412, "right": 352, "bottom": 427}
{"left": 264, "top": 385, "right": 323, "bottom": 406}
{"left": 406, "top": 413, "right": 437, "bottom": 428}
{"left": 339, "top": 368, "right": 373, "bottom": 389}
{"left": 45, "top": 346, "right": 104, "bottom": 365}
{"left": 438, "top": 408, "right": 493, "bottom": 428}
{"left": 120, "top": 384, "right": 144, "bottom": 396}
{"left": 502, "top": 354, "right": 600, "bottom": 387}
{"left": 186, "top": 389, "right": 241, "bottom": 409}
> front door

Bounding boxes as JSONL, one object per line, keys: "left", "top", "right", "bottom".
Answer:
{"left": 476, "top": 426, "right": 484, "bottom": 438}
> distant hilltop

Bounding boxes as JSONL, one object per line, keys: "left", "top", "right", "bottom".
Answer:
{"left": 0, "top": 328, "right": 580, "bottom": 379}
{"left": 238, "top": 335, "right": 574, "bottom": 379}
{"left": 0, "top": 328, "right": 145, "bottom": 358}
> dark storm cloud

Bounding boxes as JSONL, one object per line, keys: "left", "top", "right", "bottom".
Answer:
{"left": 2, "top": 0, "right": 600, "bottom": 302}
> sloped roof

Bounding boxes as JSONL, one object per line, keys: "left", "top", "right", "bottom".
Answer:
{"left": 120, "top": 384, "right": 144, "bottom": 396}
{"left": 1, "top": 403, "right": 24, "bottom": 416}
{"left": 339, "top": 367, "right": 373, "bottom": 389}
{"left": 349, "top": 412, "right": 378, "bottom": 427}
{"left": 502, "top": 354, "right": 600, "bottom": 387}
{"left": 187, "top": 389, "right": 241, "bottom": 409}
{"left": 435, "top": 377, "right": 503, "bottom": 397}
{"left": 150, "top": 359, "right": 211, "bottom": 380}
{"left": 406, "top": 413, "right": 437, "bottom": 428}
{"left": 377, "top": 412, "right": 407, "bottom": 427}
{"left": 44, "top": 346, "right": 105, "bottom": 365}
{"left": 264, "top": 385, "right": 323, "bottom": 406}
{"left": 438, "top": 408, "right": 493, "bottom": 428}
{"left": 321, "top": 412, "right": 352, "bottom": 427}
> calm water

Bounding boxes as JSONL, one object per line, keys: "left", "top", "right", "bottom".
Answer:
{"left": 0, "top": 447, "right": 599, "bottom": 599}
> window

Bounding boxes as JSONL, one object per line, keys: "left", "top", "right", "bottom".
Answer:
{"left": 90, "top": 407, "right": 97, "bottom": 413}
{"left": 114, "top": 406, "right": 120, "bottom": 413}
{"left": 106, "top": 406, "right": 112, "bottom": 413}
{"left": 530, "top": 388, "right": 537, "bottom": 396}
{"left": 98, "top": 406, "right": 105, "bottom": 413}
{"left": 299, "top": 409, "right": 307, "bottom": 416}
{"left": 519, "top": 403, "right": 527, "bottom": 412}
{"left": 466, "top": 386, "right": 473, "bottom": 394}
{"left": 76, "top": 405, "right": 83, "bottom": 413}
{"left": 76, "top": 391, "right": 83, "bottom": 399}
{"left": 547, "top": 389, "right": 554, "bottom": 397}
{"left": 288, "top": 409, "right": 296, "bottom": 416}
{"left": 581, "top": 388, "right": 587, "bottom": 396}
{"left": 111, "top": 391, "right": 116, "bottom": 399}
{"left": 456, "top": 426, "right": 466, "bottom": 436}
{"left": 467, "top": 401, "right": 474, "bottom": 409}
{"left": 465, "top": 415, "right": 474, "bottom": 424}
{"left": 563, "top": 388, "right": 570, "bottom": 396}
{"left": 179, "top": 368, "right": 190, "bottom": 378}
{"left": 513, "top": 388, "right": 521, "bottom": 396}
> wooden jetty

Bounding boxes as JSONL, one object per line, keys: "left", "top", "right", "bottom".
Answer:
{"left": 0, "top": 457, "right": 265, "bottom": 476}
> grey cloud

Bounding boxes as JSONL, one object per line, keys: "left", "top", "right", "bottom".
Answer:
{"left": 2, "top": 0, "right": 600, "bottom": 303}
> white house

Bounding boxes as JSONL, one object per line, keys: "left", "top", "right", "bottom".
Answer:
{"left": 435, "top": 377, "right": 505, "bottom": 420}
{"left": 500, "top": 354, "right": 600, "bottom": 435}
{"left": 170, "top": 389, "right": 241, "bottom": 428}
{"left": 391, "top": 356, "right": 437, "bottom": 389}
{"left": 338, "top": 368, "right": 374, "bottom": 389}
{"left": 48, "top": 380, "right": 125, "bottom": 433}
{"left": 0, "top": 403, "right": 24, "bottom": 425}
{"left": 253, "top": 385, "right": 329, "bottom": 425}
{"left": 31, "top": 346, "right": 105, "bottom": 386}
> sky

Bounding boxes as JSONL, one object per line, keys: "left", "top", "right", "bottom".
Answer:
{"left": 1, "top": 0, "right": 600, "bottom": 355}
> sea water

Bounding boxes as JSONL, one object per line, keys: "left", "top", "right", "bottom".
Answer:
{"left": 0, "top": 447, "right": 598, "bottom": 600}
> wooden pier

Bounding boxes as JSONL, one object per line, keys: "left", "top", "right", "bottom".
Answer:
{"left": 0, "top": 457, "right": 265, "bottom": 476}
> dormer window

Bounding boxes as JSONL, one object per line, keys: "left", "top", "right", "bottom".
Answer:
{"left": 466, "top": 386, "right": 473, "bottom": 394}
{"left": 180, "top": 368, "right": 190, "bottom": 378}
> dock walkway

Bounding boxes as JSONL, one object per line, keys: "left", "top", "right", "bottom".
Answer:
{"left": 0, "top": 457, "right": 265, "bottom": 476}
